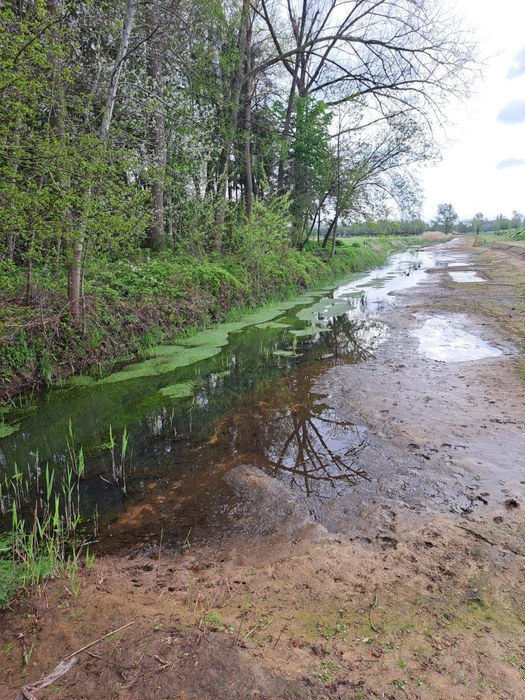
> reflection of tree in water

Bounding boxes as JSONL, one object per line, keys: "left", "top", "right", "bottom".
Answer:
{"left": 259, "top": 371, "right": 370, "bottom": 500}
{"left": 311, "top": 315, "right": 388, "bottom": 364}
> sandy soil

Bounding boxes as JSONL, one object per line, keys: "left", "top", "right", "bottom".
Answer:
{"left": 1, "top": 237, "right": 524, "bottom": 700}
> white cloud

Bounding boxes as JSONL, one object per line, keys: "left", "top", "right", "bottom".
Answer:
{"left": 496, "top": 158, "right": 525, "bottom": 170}
{"left": 498, "top": 101, "right": 525, "bottom": 125}
{"left": 508, "top": 45, "right": 525, "bottom": 79}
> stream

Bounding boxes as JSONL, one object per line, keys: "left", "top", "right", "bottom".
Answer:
{"left": 0, "top": 243, "right": 477, "bottom": 536}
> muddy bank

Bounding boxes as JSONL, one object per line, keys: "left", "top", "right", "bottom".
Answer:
{"left": 1, "top": 237, "right": 524, "bottom": 700}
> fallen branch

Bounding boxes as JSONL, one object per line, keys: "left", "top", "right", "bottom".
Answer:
{"left": 15, "top": 657, "right": 79, "bottom": 700}
{"left": 15, "top": 621, "right": 136, "bottom": 699}
{"left": 63, "top": 620, "right": 136, "bottom": 660}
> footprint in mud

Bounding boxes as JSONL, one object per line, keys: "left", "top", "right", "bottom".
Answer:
{"left": 377, "top": 535, "right": 398, "bottom": 549}
{"left": 504, "top": 498, "right": 520, "bottom": 510}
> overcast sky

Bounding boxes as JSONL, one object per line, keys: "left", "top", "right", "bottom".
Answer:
{"left": 419, "top": 0, "right": 525, "bottom": 222}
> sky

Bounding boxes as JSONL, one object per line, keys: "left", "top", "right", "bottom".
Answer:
{"left": 418, "top": 0, "right": 525, "bottom": 222}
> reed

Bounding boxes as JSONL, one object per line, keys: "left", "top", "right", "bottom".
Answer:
{"left": 0, "top": 423, "right": 100, "bottom": 606}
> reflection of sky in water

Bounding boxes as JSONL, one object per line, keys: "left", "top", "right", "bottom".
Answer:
{"left": 333, "top": 248, "right": 437, "bottom": 312}
{"left": 448, "top": 271, "right": 484, "bottom": 283}
{"left": 412, "top": 316, "right": 502, "bottom": 362}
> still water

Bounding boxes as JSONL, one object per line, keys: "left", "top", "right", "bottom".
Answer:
{"left": 0, "top": 244, "right": 452, "bottom": 522}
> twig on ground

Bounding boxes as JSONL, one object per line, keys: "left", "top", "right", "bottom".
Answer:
{"left": 233, "top": 618, "right": 244, "bottom": 646}
{"left": 63, "top": 620, "right": 136, "bottom": 660}
{"left": 368, "top": 593, "right": 381, "bottom": 633}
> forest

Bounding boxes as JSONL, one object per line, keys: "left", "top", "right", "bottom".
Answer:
{"left": 0, "top": 0, "right": 476, "bottom": 393}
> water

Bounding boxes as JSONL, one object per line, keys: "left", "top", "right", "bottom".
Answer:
{"left": 448, "top": 271, "right": 485, "bottom": 283}
{"left": 0, "top": 243, "right": 476, "bottom": 525}
{"left": 412, "top": 315, "right": 503, "bottom": 362}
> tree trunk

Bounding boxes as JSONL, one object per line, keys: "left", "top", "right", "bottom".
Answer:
{"left": 99, "top": 0, "right": 136, "bottom": 143}
{"left": 68, "top": 0, "right": 136, "bottom": 320}
{"left": 146, "top": 2, "right": 167, "bottom": 250}
{"left": 214, "top": 0, "right": 251, "bottom": 251}
{"left": 243, "top": 62, "right": 253, "bottom": 217}
{"left": 68, "top": 241, "right": 82, "bottom": 319}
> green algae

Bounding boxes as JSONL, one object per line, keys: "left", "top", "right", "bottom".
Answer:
{"left": 96, "top": 292, "right": 325, "bottom": 388}
{"left": 0, "top": 423, "right": 20, "bottom": 438}
{"left": 159, "top": 381, "right": 196, "bottom": 399}
{"left": 98, "top": 344, "right": 222, "bottom": 384}
{"left": 62, "top": 375, "right": 96, "bottom": 388}
{"left": 274, "top": 296, "right": 316, "bottom": 309}
{"left": 176, "top": 322, "right": 246, "bottom": 348}
{"left": 290, "top": 327, "right": 331, "bottom": 338}
{"left": 255, "top": 322, "right": 291, "bottom": 329}
{"left": 355, "top": 278, "right": 387, "bottom": 288}
{"left": 273, "top": 349, "right": 302, "bottom": 357}
{"left": 296, "top": 297, "right": 359, "bottom": 323}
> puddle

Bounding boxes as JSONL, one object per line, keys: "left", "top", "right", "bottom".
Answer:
{"left": 332, "top": 248, "right": 435, "bottom": 313}
{"left": 0, "top": 242, "right": 464, "bottom": 531}
{"left": 98, "top": 362, "right": 372, "bottom": 548}
{"left": 448, "top": 271, "right": 485, "bottom": 283}
{"left": 412, "top": 316, "right": 503, "bottom": 362}
{"left": 262, "top": 405, "right": 368, "bottom": 499}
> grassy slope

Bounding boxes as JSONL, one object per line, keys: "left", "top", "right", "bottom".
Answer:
{"left": 0, "top": 237, "right": 427, "bottom": 401}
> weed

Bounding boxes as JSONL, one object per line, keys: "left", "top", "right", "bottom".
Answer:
{"left": 315, "top": 660, "right": 341, "bottom": 683}
{"left": 391, "top": 678, "right": 407, "bottom": 689}
{"left": 0, "top": 423, "right": 99, "bottom": 607}
{"left": 317, "top": 620, "right": 349, "bottom": 641}
{"left": 66, "top": 551, "right": 81, "bottom": 597}
{"left": 499, "top": 654, "right": 522, "bottom": 669}
{"left": 85, "top": 547, "right": 96, "bottom": 569}
{"left": 204, "top": 611, "right": 225, "bottom": 629}
{"left": 23, "top": 642, "right": 35, "bottom": 666}
{"left": 106, "top": 425, "right": 128, "bottom": 493}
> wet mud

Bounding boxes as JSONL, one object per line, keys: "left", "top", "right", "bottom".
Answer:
{"left": 1, "top": 237, "right": 525, "bottom": 700}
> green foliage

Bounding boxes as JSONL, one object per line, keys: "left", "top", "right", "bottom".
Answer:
{"left": 434, "top": 203, "right": 458, "bottom": 233}
{"left": 0, "top": 546, "right": 23, "bottom": 609}
{"left": 274, "top": 96, "right": 332, "bottom": 243}
{"left": 230, "top": 197, "right": 291, "bottom": 282}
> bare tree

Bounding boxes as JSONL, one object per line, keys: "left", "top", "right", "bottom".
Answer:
{"left": 254, "top": 0, "right": 476, "bottom": 237}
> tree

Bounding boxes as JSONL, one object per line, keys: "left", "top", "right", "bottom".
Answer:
{"left": 472, "top": 212, "right": 484, "bottom": 234}
{"left": 255, "top": 0, "right": 476, "bottom": 242}
{"left": 435, "top": 203, "right": 458, "bottom": 234}
{"left": 0, "top": 0, "right": 479, "bottom": 326}
{"left": 510, "top": 210, "right": 523, "bottom": 229}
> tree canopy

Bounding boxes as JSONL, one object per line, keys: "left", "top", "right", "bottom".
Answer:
{"left": 0, "top": 0, "right": 477, "bottom": 316}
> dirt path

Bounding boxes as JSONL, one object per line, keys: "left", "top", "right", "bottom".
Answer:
{"left": 1, "top": 237, "right": 524, "bottom": 700}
